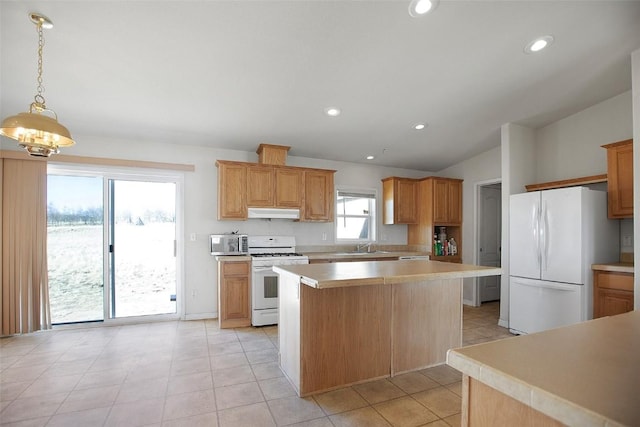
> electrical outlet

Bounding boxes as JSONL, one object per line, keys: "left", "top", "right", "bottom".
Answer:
{"left": 623, "top": 235, "right": 633, "bottom": 246}
{"left": 190, "top": 233, "right": 196, "bottom": 241}
{"left": 381, "top": 233, "right": 388, "bottom": 241}
{"left": 191, "top": 290, "right": 196, "bottom": 297}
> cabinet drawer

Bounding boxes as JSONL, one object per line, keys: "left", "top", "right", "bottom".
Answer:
{"left": 596, "top": 272, "right": 633, "bottom": 291}
{"left": 223, "top": 262, "right": 250, "bottom": 276}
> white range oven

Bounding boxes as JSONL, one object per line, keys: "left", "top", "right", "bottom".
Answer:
{"left": 249, "top": 236, "right": 308, "bottom": 326}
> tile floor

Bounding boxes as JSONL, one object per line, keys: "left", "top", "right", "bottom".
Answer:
{"left": 0, "top": 301, "right": 513, "bottom": 427}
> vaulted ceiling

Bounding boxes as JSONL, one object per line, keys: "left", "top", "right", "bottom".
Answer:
{"left": 1, "top": 1, "right": 639, "bottom": 171}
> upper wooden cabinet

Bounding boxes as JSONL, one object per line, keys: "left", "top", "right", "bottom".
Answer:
{"left": 603, "top": 139, "right": 633, "bottom": 218}
{"left": 382, "top": 177, "right": 418, "bottom": 224}
{"left": 216, "top": 160, "right": 334, "bottom": 221}
{"left": 303, "top": 169, "right": 335, "bottom": 222}
{"left": 217, "top": 161, "right": 247, "bottom": 220}
{"left": 431, "top": 178, "right": 462, "bottom": 224}
{"left": 276, "top": 167, "right": 304, "bottom": 208}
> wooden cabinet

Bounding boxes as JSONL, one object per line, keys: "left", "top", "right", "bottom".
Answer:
{"left": 218, "top": 260, "right": 251, "bottom": 328}
{"left": 275, "top": 167, "right": 304, "bottom": 208}
{"left": 408, "top": 177, "right": 463, "bottom": 263}
{"left": 593, "top": 269, "right": 634, "bottom": 318}
{"left": 603, "top": 139, "right": 633, "bottom": 219}
{"left": 217, "top": 160, "right": 333, "bottom": 221}
{"left": 216, "top": 161, "right": 247, "bottom": 220}
{"left": 382, "top": 177, "right": 418, "bottom": 224}
{"left": 302, "top": 169, "right": 335, "bottom": 222}
{"left": 247, "top": 164, "right": 274, "bottom": 207}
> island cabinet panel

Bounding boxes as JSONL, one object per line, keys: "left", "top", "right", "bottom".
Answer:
{"left": 465, "top": 377, "right": 564, "bottom": 427}
{"left": 275, "top": 167, "right": 304, "bottom": 207}
{"left": 247, "top": 165, "right": 274, "bottom": 207}
{"left": 603, "top": 139, "right": 633, "bottom": 219}
{"left": 392, "top": 279, "right": 462, "bottom": 374}
{"left": 299, "top": 284, "right": 391, "bottom": 394}
{"left": 217, "top": 161, "right": 247, "bottom": 220}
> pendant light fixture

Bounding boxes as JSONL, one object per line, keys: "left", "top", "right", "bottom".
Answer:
{"left": 0, "top": 12, "right": 75, "bottom": 157}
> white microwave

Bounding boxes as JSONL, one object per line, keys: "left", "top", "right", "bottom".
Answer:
{"left": 210, "top": 234, "right": 248, "bottom": 255}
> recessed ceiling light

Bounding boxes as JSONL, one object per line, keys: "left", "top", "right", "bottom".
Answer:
{"left": 324, "top": 107, "right": 341, "bottom": 117}
{"left": 409, "top": 0, "right": 439, "bottom": 17}
{"left": 414, "top": 123, "right": 426, "bottom": 130}
{"left": 366, "top": 155, "right": 375, "bottom": 160}
{"left": 524, "top": 35, "right": 554, "bottom": 54}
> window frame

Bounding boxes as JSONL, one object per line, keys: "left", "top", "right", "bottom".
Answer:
{"left": 335, "top": 186, "right": 377, "bottom": 243}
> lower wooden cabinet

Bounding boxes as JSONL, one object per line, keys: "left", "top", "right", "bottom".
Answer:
{"left": 593, "top": 270, "right": 634, "bottom": 318}
{"left": 218, "top": 260, "right": 251, "bottom": 328}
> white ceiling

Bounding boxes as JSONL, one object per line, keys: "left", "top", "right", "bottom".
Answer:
{"left": 1, "top": 1, "right": 639, "bottom": 171}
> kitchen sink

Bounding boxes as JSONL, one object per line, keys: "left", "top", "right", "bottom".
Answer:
{"left": 334, "top": 251, "right": 392, "bottom": 255}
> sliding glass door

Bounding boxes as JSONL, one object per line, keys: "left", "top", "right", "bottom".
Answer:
{"left": 47, "top": 168, "right": 180, "bottom": 323}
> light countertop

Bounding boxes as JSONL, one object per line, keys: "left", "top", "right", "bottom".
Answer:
{"left": 304, "top": 250, "right": 431, "bottom": 261}
{"left": 273, "top": 260, "right": 501, "bottom": 289}
{"left": 214, "top": 255, "right": 252, "bottom": 262}
{"left": 592, "top": 262, "right": 634, "bottom": 274}
{"left": 447, "top": 311, "right": 640, "bottom": 427}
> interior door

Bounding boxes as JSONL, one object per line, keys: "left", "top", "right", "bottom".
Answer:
{"left": 479, "top": 185, "right": 501, "bottom": 302}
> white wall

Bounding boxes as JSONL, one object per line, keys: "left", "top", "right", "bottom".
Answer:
{"left": 632, "top": 48, "right": 640, "bottom": 310}
{"left": 41, "top": 135, "right": 431, "bottom": 318}
{"left": 535, "top": 91, "right": 633, "bottom": 183}
{"left": 437, "top": 146, "right": 501, "bottom": 305}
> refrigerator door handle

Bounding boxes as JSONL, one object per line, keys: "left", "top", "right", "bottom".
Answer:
{"left": 541, "top": 201, "right": 549, "bottom": 273}
{"left": 533, "top": 201, "right": 541, "bottom": 271}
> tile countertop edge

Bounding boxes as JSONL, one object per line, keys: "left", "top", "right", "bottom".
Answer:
{"left": 447, "top": 349, "right": 616, "bottom": 427}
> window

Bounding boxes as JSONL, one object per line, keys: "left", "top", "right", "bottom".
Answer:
{"left": 336, "top": 188, "right": 376, "bottom": 241}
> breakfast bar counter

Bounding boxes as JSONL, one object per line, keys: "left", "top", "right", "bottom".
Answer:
{"left": 447, "top": 310, "right": 640, "bottom": 427}
{"left": 273, "top": 260, "right": 501, "bottom": 396}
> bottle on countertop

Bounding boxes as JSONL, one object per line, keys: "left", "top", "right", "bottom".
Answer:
{"left": 449, "top": 238, "right": 457, "bottom": 256}
{"left": 433, "top": 234, "right": 439, "bottom": 256}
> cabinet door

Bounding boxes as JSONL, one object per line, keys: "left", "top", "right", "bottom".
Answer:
{"left": 219, "top": 261, "right": 251, "bottom": 328}
{"left": 595, "top": 288, "right": 634, "bottom": 318}
{"left": 606, "top": 140, "right": 633, "bottom": 218}
{"left": 217, "top": 162, "right": 247, "bottom": 220}
{"left": 448, "top": 180, "right": 462, "bottom": 224}
{"left": 396, "top": 179, "right": 418, "bottom": 224}
{"left": 247, "top": 165, "right": 274, "bottom": 207}
{"left": 303, "top": 170, "right": 334, "bottom": 221}
{"left": 276, "top": 168, "right": 304, "bottom": 208}
{"left": 432, "top": 179, "right": 450, "bottom": 223}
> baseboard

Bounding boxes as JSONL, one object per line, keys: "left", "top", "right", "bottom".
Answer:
{"left": 498, "top": 318, "right": 509, "bottom": 328}
{"left": 462, "top": 298, "right": 475, "bottom": 307}
{"left": 183, "top": 312, "right": 217, "bottom": 321}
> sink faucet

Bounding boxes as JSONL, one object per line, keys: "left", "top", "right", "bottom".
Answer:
{"left": 356, "top": 242, "right": 372, "bottom": 253}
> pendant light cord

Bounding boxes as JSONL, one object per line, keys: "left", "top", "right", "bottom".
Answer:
{"left": 34, "top": 21, "right": 46, "bottom": 109}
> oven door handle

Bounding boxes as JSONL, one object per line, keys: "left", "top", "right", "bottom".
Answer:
{"left": 253, "top": 266, "right": 275, "bottom": 272}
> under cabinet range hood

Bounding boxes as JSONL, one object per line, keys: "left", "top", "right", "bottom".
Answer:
{"left": 247, "top": 207, "right": 300, "bottom": 220}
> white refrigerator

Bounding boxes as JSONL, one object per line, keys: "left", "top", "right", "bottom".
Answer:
{"left": 509, "top": 187, "right": 618, "bottom": 335}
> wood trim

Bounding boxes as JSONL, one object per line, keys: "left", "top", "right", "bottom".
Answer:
{"left": 0, "top": 150, "right": 195, "bottom": 171}
{"left": 524, "top": 174, "right": 607, "bottom": 192}
{"left": 601, "top": 138, "right": 633, "bottom": 149}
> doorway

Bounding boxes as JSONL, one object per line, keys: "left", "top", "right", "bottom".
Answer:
{"left": 476, "top": 181, "right": 502, "bottom": 305}
{"left": 47, "top": 167, "right": 181, "bottom": 324}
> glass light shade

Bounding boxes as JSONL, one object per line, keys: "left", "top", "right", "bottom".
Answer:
{"left": 0, "top": 111, "right": 75, "bottom": 157}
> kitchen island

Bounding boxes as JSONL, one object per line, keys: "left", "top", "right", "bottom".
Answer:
{"left": 447, "top": 310, "right": 640, "bottom": 427}
{"left": 273, "top": 259, "right": 501, "bottom": 396}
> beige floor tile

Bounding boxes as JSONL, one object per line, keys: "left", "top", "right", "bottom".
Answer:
{"left": 267, "top": 395, "right": 326, "bottom": 425}
{"left": 46, "top": 407, "right": 111, "bottom": 427}
{"left": 163, "top": 389, "right": 217, "bottom": 421}
{"left": 210, "top": 352, "right": 249, "bottom": 370}
{"left": 445, "top": 381, "right": 462, "bottom": 397}
{"left": 287, "top": 417, "right": 335, "bottom": 427}
{"left": 215, "top": 381, "right": 265, "bottom": 410}
{"left": 412, "top": 387, "right": 462, "bottom": 419}
{"left": 245, "top": 349, "right": 278, "bottom": 365}
{"left": 170, "top": 356, "right": 211, "bottom": 377}
{"left": 443, "top": 412, "right": 462, "bottom": 427}
{"left": 0, "top": 392, "right": 69, "bottom": 424}
{"left": 240, "top": 338, "right": 276, "bottom": 353}
{"left": 207, "top": 333, "right": 240, "bottom": 345}
{"left": 374, "top": 396, "right": 439, "bottom": 427}
{"left": 167, "top": 371, "right": 213, "bottom": 396}
{"left": 116, "top": 376, "right": 168, "bottom": 403}
{"left": 18, "top": 374, "right": 81, "bottom": 398}
{"left": 0, "top": 380, "right": 31, "bottom": 401}
{"left": 330, "top": 406, "right": 392, "bottom": 427}
{"left": 208, "top": 341, "right": 244, "bottom": 356}
{"left": 390, "top": 372, "right": 441, "bottom": 394}
{"left": 212, "top": 365, "right": 256, "bottom": 387}
{"left": 423, "top": 420, "right": 451, "bottom": 427}
{"left": 217, "top": 401, "right": 276, "bottom": 427}
{"left": 313, "top": 387, "right": 368, "bottom": 415}
{"left": 0, "top": 364, "right": 49, "bottom": 384}
{"left": 251, "top": 362, "right": 284, "bottom": 380}
{"left": 258, "top": 377, "right": 297, "bottom": 401}
{"left": 104, "top": 397, "right": 165, "bottom": 427}
{"left": 419, "top": 365, "right": 462, "bottom": 386}
{"left": 75, "top": 369, "right": 127, "bottom": 390}
{"left": 353, "top": 379, "right": 406, "bottom": 405}
{"left": 161, "top": 412, "right": 219, "bottom": 427}
{"left": 56, "top": 384, "right": 120, "bottom": 414}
